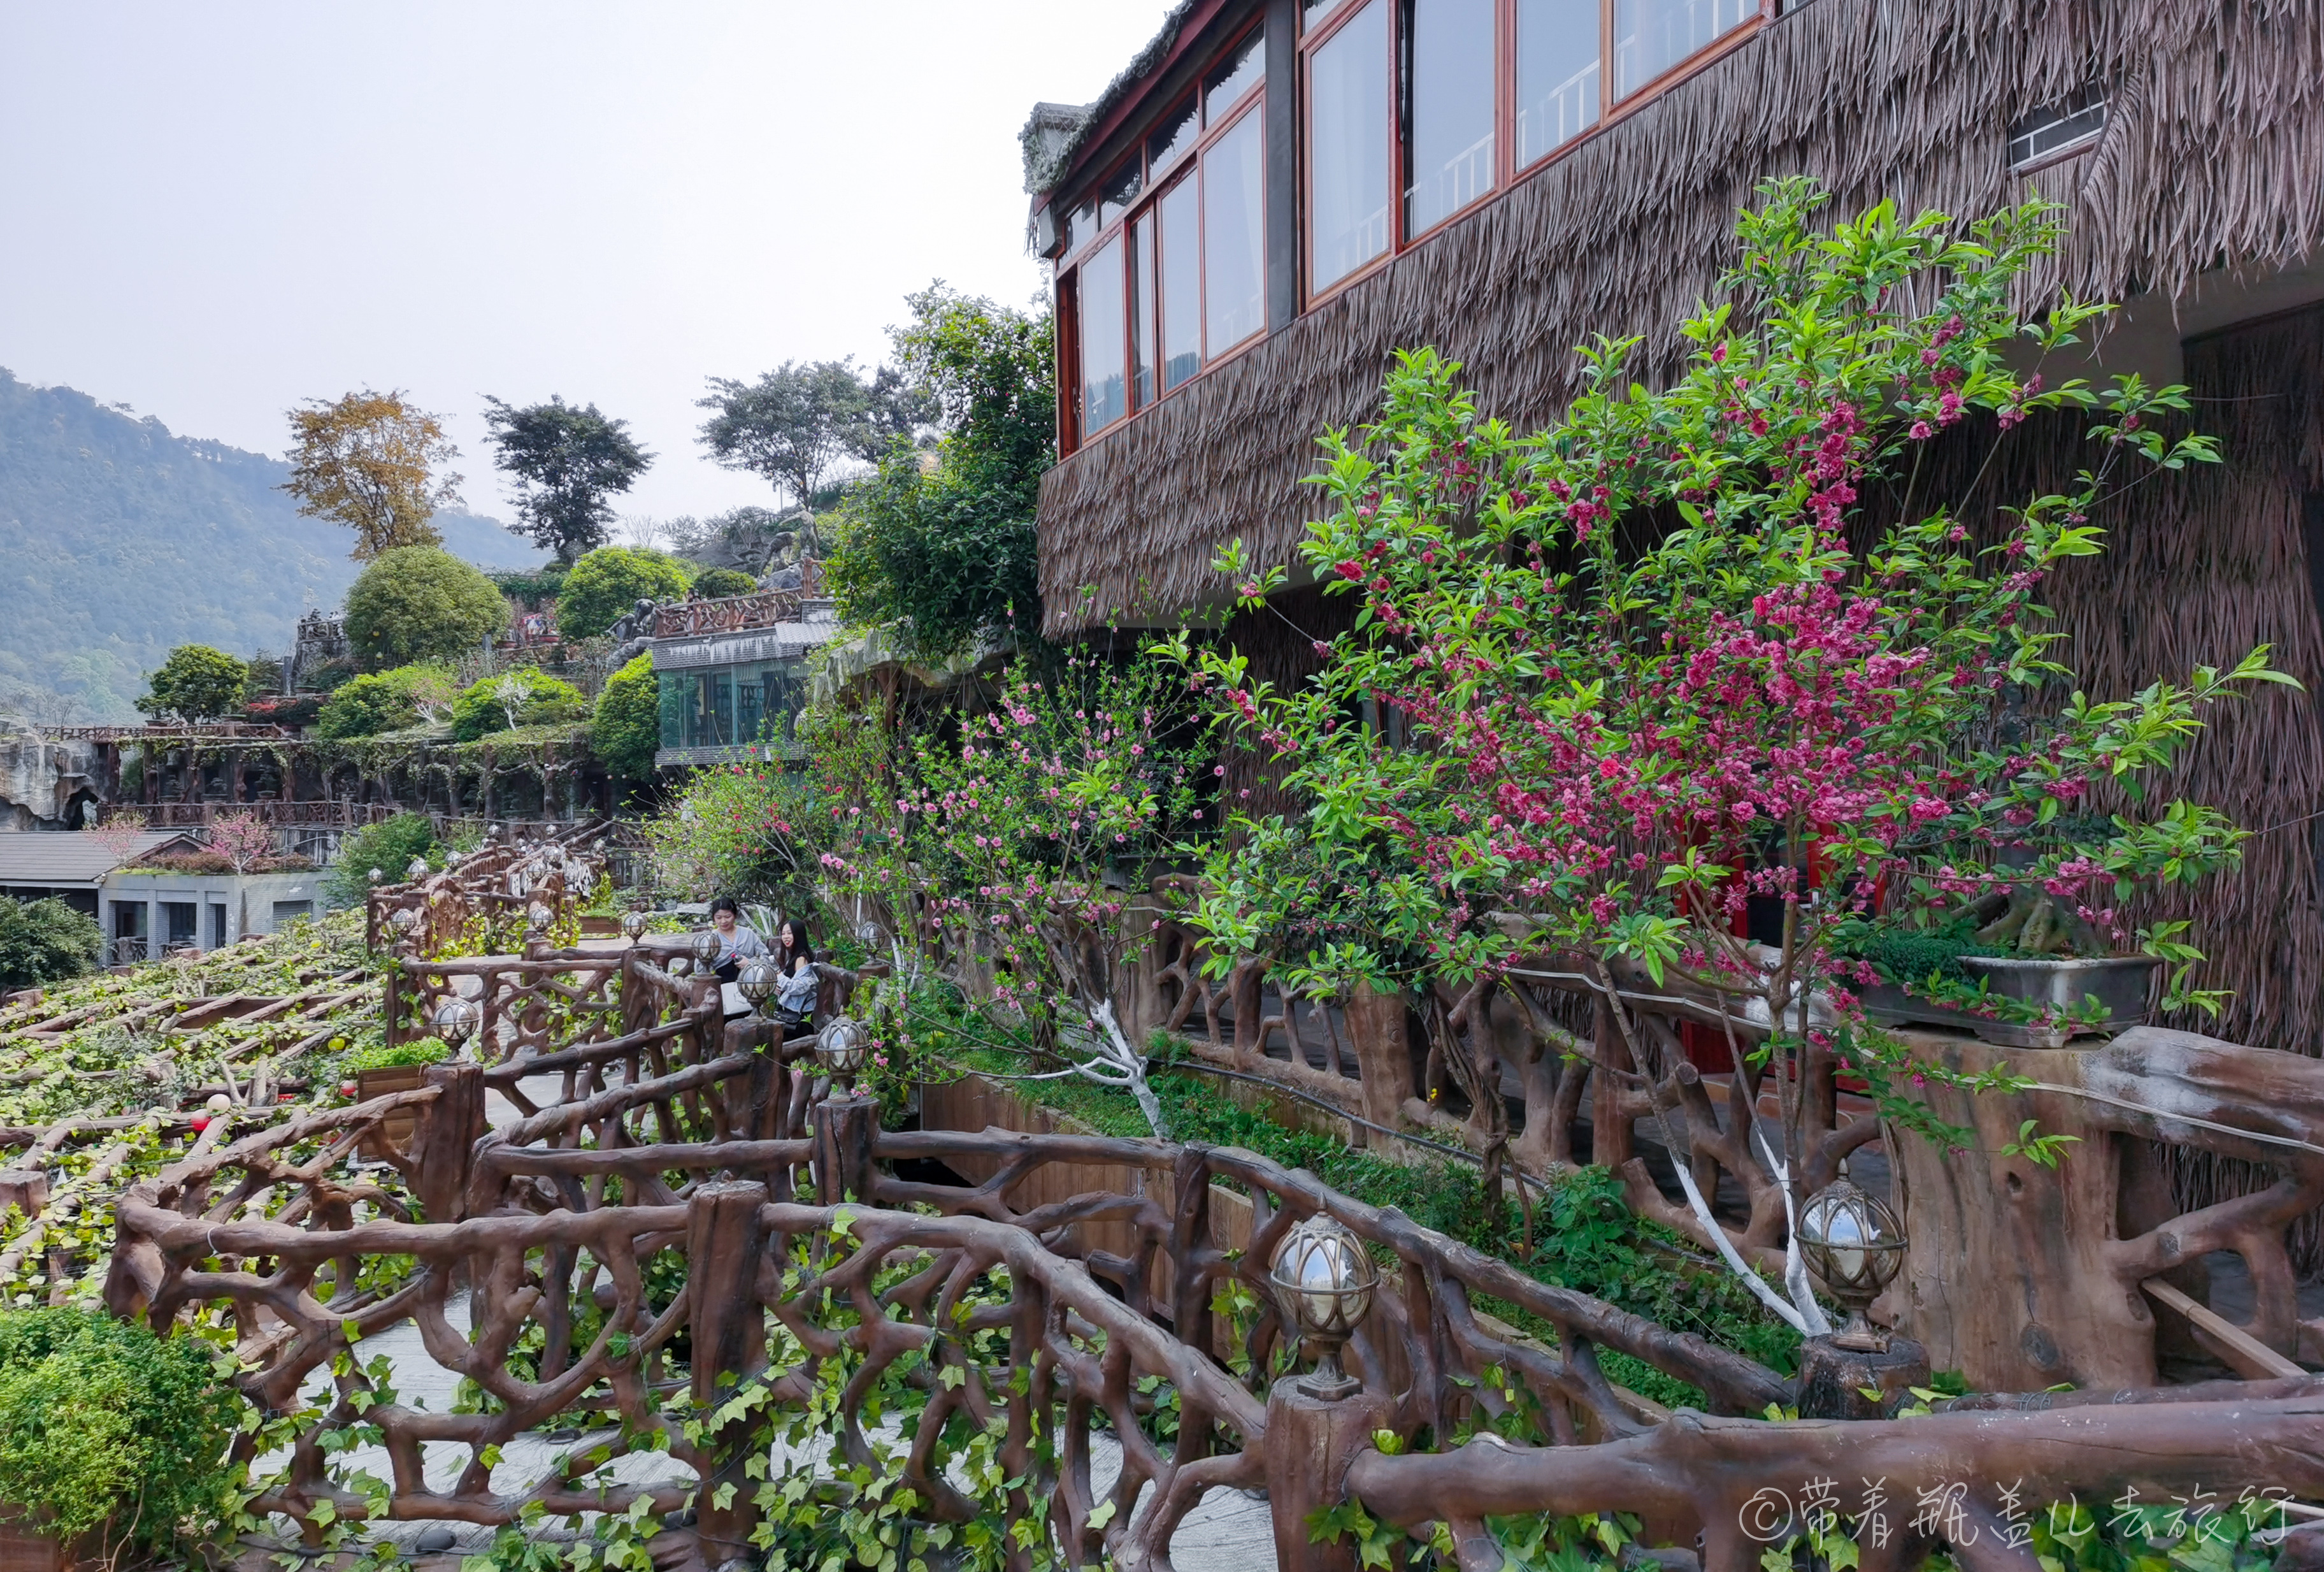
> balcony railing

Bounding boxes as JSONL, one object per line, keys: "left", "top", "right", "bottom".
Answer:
{"left": 650, "top": 588, "right": 807, "bottom": 639}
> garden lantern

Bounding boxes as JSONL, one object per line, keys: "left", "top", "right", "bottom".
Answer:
{"left": 526, "top": 901, "right": 554, "bottom": 933}
{"left": 737, "top": 956, "right": 780, "bottom": 1008}
{"left": 691, "top": 928, "right": 724, "bottom": 967}
{"left": 432, "top": 997, "right": 481, "bottom": 1060}
{"left": 391, "top": 908, "right": 418, "bottom": 937}
{"left": 406, "top": 856, "right": 429, "bottom": 881}
{"left": 815, "top": 1016, "right": 871, "bottom": 1095}
{"left": 1268, "top": 1213, "right": 1376, "bottom": 1400}
{"left": 367, "top": 868, "right": 383, "bottom": 885}
{"left": 1796, "top": 1167, "right": 1906, "bottom": 1351}
{"left": 622, "top": 911, "right": 649, "bottom": 941}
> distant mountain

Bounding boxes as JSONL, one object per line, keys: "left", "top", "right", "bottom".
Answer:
{"left": 0, "top": 368, "right": 545, "bottom": 721}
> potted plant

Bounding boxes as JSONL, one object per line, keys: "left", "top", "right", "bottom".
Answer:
{"left": 342, "top": 1035, "right": 450, "bottom": 1158}
{"left": 0, "top": 1308, "right": 238, "bottom": 1571}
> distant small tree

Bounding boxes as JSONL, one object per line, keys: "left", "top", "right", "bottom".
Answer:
{"left": 824, "top": 284, "right": 1054, "bottom": 660}
{"left": 591, "top": 654, "right": 661, "bottom": 786}
{"left": 135, "top": 645, "right": 248, "bottom": 723}
{"left": 666, "top": 507, "right": 801, "bottom": 575}
{"left": 281, "top": 390, "right": 463, "bottom": 559}
{"left": 343, "top": 548, "right": 508, "bottom": 670}
{"left": 204, "top": 812, "right": 276, "bottom": 874}
{"left": 556, "top": 546, "right": 693, "bottom": 639}
{"left": 689, "top": 567, "right": 757, "bottom": 598}
{"left": 450, "top": 668, "right": 586, "bottom": 742}
{"left": 481, "top": 396, "right": 654, "bottom": 564}
{"left": 697, "top": 359, "right": 926, "bottom": 527}
{"left": 323, "top": 813, "right": 435, "bottom": 909}
{"left": 314, "top": 664, "right": 459, "bottom": 739}
{"left": 0, "top": 898, "right": 104, "bottom": 991}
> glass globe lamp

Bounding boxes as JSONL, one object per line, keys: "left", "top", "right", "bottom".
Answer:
{"left": 1797, "top": 1169, "right": 1906, "bottom": 1351}
{"left": 526, "top": 900, "right": 554, "bottom": 932}
{"left": 622, "top": 911, "right": 650, "bottom": 941}
{"left": 367, "top": 868, "right": 384, "bottom": 886}
{"left": 406, "top": 856, "right": 429, "bottom": 881}
{"left": 691, "top": 928, "right": 724, "bottom": 966}
{"left": 815, "top": 1016, "right": 871, "bottom": 1095}
{"left": 432, "top": 997, "right": 482, "bottom": 1060}
{"left": 1268, "top": 1213, "right": 1377, "bottom": 1399}
{"left": 737, "top": 956, "right": 780, "bottom": 1007}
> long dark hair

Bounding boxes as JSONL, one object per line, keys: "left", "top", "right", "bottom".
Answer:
{"left": 777, "top": 918, "right": 814, "bottom": 969}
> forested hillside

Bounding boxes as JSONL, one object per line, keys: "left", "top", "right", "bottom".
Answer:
{"left": 0, "top": 368, "right": 542, "bottom": 720}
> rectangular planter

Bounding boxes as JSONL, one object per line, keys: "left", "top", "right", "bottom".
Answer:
{"left": 356, "top": 1063, "right": 429, "bottom": 1159}
{"left": 1955, "top": 955, "right": 2159, "bottom": 1047}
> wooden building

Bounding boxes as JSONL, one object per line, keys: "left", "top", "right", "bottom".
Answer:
{"left": 1022, "top": 0, "right": 2324, "bottom": 1056}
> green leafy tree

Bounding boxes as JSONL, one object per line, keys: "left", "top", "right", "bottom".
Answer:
{"left": 591, "top": 653, "right": 663, "bottom": 786}
{"left": 450, "top": 668, "right": 587, "bottom": 741}
{"left": 0, "top": 898, "right": 103, "bottom": 991}
{"left": 697, "top": 359, "right": 926, "bottom": 523}
{"left": 824, "top": 284, "right": 1054, "bottom": 661}
{"left": 482, "top": 396, "right": 654, "bottom": 564}
{"left": 314, "top": 663, "right": 460, "bottom": 739}
{"left": 134, "top": 644, "right": 249, "bottom": 723}
{"left": 343, "top": 546, "right": 508, "bottom": 670}
{"left": 555, "top": 545, "right": 692, "bottom": 639}
{"left": 324, "top": 812, "right": 436, "bottom": 909}
{"left": 689, "top": 566, "right": 757, "bottom": 598}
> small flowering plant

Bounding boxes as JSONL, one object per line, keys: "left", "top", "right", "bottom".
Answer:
{"left": 875, "top": 649, "right": 1216, "bottom": 1136}
{"left": 1165, "top": 180, "right": 2289, "bottom": 1329}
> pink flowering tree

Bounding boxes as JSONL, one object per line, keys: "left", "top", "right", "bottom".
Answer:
{"left": 862, "top": 651, "right": 1214, "bottom": 1136}
{"left": 206, "top": 811, "right": 278, "bottom": 875}
{"left": 1165, "top": 180, "right": 2286, "bottom": 1330}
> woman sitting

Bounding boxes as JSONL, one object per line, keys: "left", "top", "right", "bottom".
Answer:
{"left": 771, "top": 919, "right": 817, "bottom": 1030}
{"left": 707, "top": 897, "right": 768, "bottom": 983}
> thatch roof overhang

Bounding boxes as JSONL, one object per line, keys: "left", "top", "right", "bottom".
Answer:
{"left": 1034, "top": 0, "right": 2324, "bottom": 635}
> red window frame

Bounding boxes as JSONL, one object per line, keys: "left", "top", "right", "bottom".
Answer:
{"left": 1056, "top": 15, "right": 1270, "bottom": 456}
{"left": 1300, "top": 0, "right": 1770, "bottom": 308}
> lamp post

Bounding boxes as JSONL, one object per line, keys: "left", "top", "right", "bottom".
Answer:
{"left": 1796, "top": 1168, "right": 1907, "bottom": 1352}
{"left": 814, "top": 1016, "right": 871, "bottom": 1098}
{"left": 432, "top": 997, "right": 481, "bottom": 1062}
{"left": 1268, "top": 1214, "right": 1377, "bottom": 1401}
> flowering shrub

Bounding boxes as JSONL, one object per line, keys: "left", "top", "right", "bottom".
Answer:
{"left": 829, "top": 652, "right": 1215, "bottom": 1134}
{"left": 204, "top": 811, "right": 278, "bottom": 874}
{"left": 1166, "top": 181, "right": 2285, "bottom": 1323}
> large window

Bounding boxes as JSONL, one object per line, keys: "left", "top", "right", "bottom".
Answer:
{"left": 1056, "top": 19, "right": 1268, "bottom": 451}
{"left": 1403, "top": 0, "right": 1496, "bottom": 237}
{"left": 1302, "top": 0, "right": 1760, "bottom": 298}
{"left": 1516, "top": 0, "right": 1600, "bottom": 164}
{"left": 1308, "top": 0, "right": 1391, "bottom": 291}
{"left": 657, "top": 659, "right": 809, "bottom": 754}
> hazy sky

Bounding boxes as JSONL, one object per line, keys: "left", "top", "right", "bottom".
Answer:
{"left": 0, "top": 2, "right": 1172, "bottom": 529}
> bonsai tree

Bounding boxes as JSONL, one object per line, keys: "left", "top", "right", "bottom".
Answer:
{"left": 450, "top": 668, "right": 585, "bottom": 741}
{"left": 135, "top": 645, "right": 248, "bottom": 723}
{"left": 343, "top": 546, "right": 508, "bottom": 669}
{"left": 1170, "top": 181, "right": 2284, "bottom": 1329}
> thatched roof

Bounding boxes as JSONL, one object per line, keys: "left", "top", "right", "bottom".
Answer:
{"left": 1036, "top": 0, "right": 2324, "bottom": 633}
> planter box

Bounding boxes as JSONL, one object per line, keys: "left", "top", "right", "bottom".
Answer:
{"left": 1955, "top": 955, "right": 2159, "bottom": 1047}
{"left": 578, "top": 914, "right": 621, "bottom": 937}
{"left": 355, "top": 1064, "right": 429, "bottom": 1158}
{"left": 1863, "top": 957, "right": 2158, "bottom": 1048}
{"left": 0, "top": 1509, "right": 92, "bottom": 1572}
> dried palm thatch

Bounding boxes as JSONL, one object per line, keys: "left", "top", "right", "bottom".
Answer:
{"left": 1038, "top": 0, "right": 2324, "bottom": 630}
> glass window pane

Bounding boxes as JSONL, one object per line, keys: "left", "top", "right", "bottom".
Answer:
{"left": 1205, "top": 25, "right": 1265, "bottom": 123}
{"left": 1403, "top": 0, "right": 1497, "bottom": 236}
{"left": 736, "top": 667, "right": 766, "bottom": 745}
{"left": 1517, "top": 0, "right": 1601, "bottom": 164}
{"left": 1147, "top": 97, "right": 1198, "bottom": 177}
{"left": 1078, "top": 236, "right": 1128, "bottom": 433}
{"left": 1309, "top": 0, "right": 1391, "bottom": 292}
{"left": 1131, "top": 212, "right": 1156, "bottom": 408}
{"left": 1100, "top": 161, "right": 1143, "bottom": 228}
{"left": 1202, "top": 108, "right": 1266, "bottom": 357}
{"left": 657, "top": 672, "right": 682, "bottom": 751}
{"left": 1158, "top": 178, "right": 1201, "bottom": 390}
{"left": 1305, "top": 0, "right": 1353, "bottom": 25}
{"left": 1614, "top": 0, "right": 1752, "bottom": 97}
{"left": 1067, "top": 199, "right": 1098, "bottom": 257}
